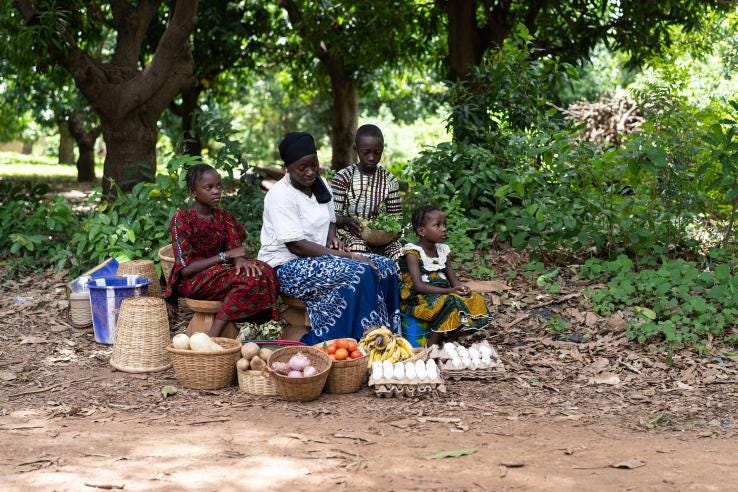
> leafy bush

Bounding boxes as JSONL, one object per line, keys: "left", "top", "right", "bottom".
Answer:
{"left": 581, "top": 254, "right": 738, "bottom": 348}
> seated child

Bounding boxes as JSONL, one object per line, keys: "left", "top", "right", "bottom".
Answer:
{"left": 398, "top": 205, "right": 492, "bottom": 347}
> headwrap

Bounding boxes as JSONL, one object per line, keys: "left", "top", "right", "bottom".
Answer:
{"left": 278, "top": 132, "right": 332, "bottom": 204}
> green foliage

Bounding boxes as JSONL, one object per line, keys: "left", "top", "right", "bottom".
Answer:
{"left": 362, "top": 211, "right": 402, "bottom": 234}
{"left": 581, "top": 254, "right": 738, "bottom": 348}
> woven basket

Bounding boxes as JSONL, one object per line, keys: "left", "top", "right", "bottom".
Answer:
{"left": 110, "top": 296, "right": 172, "bottom": 373}
{"left": 269, "top": 346, "right": 331, "bottom": 402}
{"left": 360, "top": 228, "right": 399, "bottom": 247}
{"left": 166, "top": 337, "right": 241, "bottom": 390}
{"left": 313, "top": 339, "right": 368, "bottom": 394}
{"left": 237, "top": 369, "right": 277, "bottom": 396}
{"left": 407, "top": 347, "right": 429, "bottom": 363}
{"left": 117, "top": 259, "right": 162, "bottom": 297}
{"left": 158, "top": 244, "right": 175, "bottom": 284}
{"left": 69, "top": 292, "right": 92, "bottom": 327}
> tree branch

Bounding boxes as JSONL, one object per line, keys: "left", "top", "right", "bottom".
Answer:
{"left": 111, "top": 0, "right": 162, "bottom": 69}
{"left": 118, "top": 0, "right": 197, "bottom": 117}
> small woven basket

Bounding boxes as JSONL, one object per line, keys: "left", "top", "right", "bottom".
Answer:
{"left": 117, "top": 260, "right": 162, "bottom": 297}
{"left": 69, "top": 291, "right": 92, "bottom": 328}
{"left": 110, "top": 296, "right": 172, "bottom": 373}
{"left": 158, "top": 244, "right": 175, "bottom": 284}
{"left": 167, "top": 337, "right": 241, "bottom": 390}
{"left": 269, "top": 346, "right": 331, "bottom": 402}
{"left": 313, "top": 339, "right": 368, "bottom": 394}
{"left": 406, "top": 347, "right": 429, "bottom": 363}
{"left": 360, "top": 228, "right": 399, "bottom": 247}
{"left": 237, "top": 369, "right": 277, "bottom": 396}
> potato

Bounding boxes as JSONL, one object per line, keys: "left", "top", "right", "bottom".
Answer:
{"left": 236, "top": 358, "right": 250, "bottom": 371}
{"left": 241, "top": 342, "right": 260, "bottom": 359}
{"left": 259, "top": 348, "right": 273, "bottom": 363}
{"left": 249, "top": 355, "right": 266, "bottom": 371}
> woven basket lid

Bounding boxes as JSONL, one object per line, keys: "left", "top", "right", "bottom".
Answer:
{"left": 110, "top": 296, "right": 172, "bottom": 373}
{"left": 117, "top": 259, "right": 162, "bottom": 297}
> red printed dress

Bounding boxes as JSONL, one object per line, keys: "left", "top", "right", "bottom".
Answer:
{"left": 164, "top": 209, "right": 279, "bottom": 322}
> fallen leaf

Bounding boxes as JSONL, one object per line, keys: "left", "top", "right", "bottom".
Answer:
{"left": 20, "top": 336, "right": 47, "bottom": 345}
{"left": 593, "top": 373, "right": 621, "bottom": 385}
{"left": 500, "top": 461, "right": 525, "bottom": 467}
{"left": 611, "top": 459, "right": 646, "bottom": 469}
{"left": 675, "top": 381, "right": 694, "bottom": 390}
{"left": 0, "top": 371, "right": 17, "bottom": 381}
{"left": 427, "top": 448, "right": 477, "bottom": 459}
{"left": 160, "top": 385, "right": 177, "bottom": 398}
{"left": 633, "top": 306, "right": 657, "bottom": 320}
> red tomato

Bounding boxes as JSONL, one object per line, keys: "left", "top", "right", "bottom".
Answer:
{"left": 347, "top": 340, "right": 358, "bottom": 352}
{"left": 349, "top": 350, "right": 363, "bottom": 359}
{"left": 334, "top": 348, "right": 349, "bottom": 360}
{"left": 335, "top": 339, "right": 350, "bottom": 350}
{"left": 328, "top": 353, "right": 336, "bottom": 360}
{"left": 326, "top": 344, "right": 338, "bottom": 355}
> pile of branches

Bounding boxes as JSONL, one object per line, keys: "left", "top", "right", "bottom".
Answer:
{"left": 564, "top": 97, "right": 644, "bottom": 146}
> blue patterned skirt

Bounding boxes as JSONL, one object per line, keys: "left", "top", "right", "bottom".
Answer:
{"left": 276, "top": 254, "right": 401, "bottom": 345}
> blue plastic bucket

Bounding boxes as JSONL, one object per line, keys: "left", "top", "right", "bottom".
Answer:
{"left": 88, "top": 275, "right": 149, "bottom": 344}
{"left": 401, "top": 316, "right": 431, "bottom": 348}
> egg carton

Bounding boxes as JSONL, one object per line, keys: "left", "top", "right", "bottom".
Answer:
{"left": 440, "top": 364, "right": 505, "bottom": 381}
{"left": 368, "top": 372, "right": 445, "bottom": 398}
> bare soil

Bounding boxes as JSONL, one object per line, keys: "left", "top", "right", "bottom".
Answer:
{"left": 1, "top": 264, "right": 737, "bottom": 491}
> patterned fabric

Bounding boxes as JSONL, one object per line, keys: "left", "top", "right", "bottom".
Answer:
{"left": 165, "top": 209, "right": 279, "bottom": 322}
{"left": 331, "top": 164, "right": 403, "bottom": 260}
{"left": 276, "top": 253, "right": 401, "bottom": 345}
{"left": 398, "top": 243, "right": 490, "bottom": 333}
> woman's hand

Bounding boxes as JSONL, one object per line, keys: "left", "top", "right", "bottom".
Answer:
{"left": 327, "top": 236, "right": 345, "bottom": 250}
{"left": 233, "top": 257, "right": 260, "bottom": 277}
{"left": 350, "top": 252, "right": 378, "bottom": 271}
{"left": 226, "top": 245, "right": 247, "bottom": 259}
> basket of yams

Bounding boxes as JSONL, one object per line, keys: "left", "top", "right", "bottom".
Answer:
{"left": 267, "top": 346, "right": 332, "bottom": 402}
{"left": 314, "top": 338, "right": 368, "bottom": 394}
{"left": 166, "top": 332, "right": 241, "bottom": 390}
{"left": 236, "top": 342, "right": 278, "bottom": 396}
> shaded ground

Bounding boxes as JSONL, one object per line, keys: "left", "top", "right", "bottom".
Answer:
{"left": 1, "top": 263, "right": 737, "bottom": 491}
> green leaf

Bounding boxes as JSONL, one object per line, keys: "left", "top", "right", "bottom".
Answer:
{"left": 160, "top": 385, "right": 178, "bottom": 398}
{"left": 427, "top": 448, "right": 477, "bottom": 459}
{"left": 633, "top": 306, "right": 657, "bottom": 320}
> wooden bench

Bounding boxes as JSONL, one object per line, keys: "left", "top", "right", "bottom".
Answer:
{"left": 183, "top": 298, "right": 237, "bottom": 339}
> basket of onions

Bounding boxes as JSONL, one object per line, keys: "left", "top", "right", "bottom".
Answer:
{"left": 268, "top": 346, "right": 331, "bottom": 402}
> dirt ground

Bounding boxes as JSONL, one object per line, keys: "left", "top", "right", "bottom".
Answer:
{"left": 1, "top": 264, "right": 737, "bottom": 491}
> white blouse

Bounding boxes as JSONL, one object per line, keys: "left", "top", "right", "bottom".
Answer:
{"left": 401, "top": 243, "right": 451, "bottom": 271}
{"left": 258, "top": 175, "right": 336, "bottom": 267}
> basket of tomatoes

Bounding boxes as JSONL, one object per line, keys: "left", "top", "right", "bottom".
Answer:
{"left": 315, "top": 338, "right": 368, "bottom": 394}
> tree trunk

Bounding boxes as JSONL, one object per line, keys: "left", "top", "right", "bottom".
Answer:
{"left": 174, "top": 85, "right": 203, "bottom": 156}
{"left": 21, "top": 141, "right": 33, "bottom": 154}
{"left": 100, "top": 115, "right": 158, "bottom": 194}
{"left": 58, "top": 121, "right": 75, "bottom": 164}
{"left": 67, "top": 112, "right": 100, "bottom": 182}
{"left": 329, "top": 77, "right": 358, "bottom": 171}
{"left": 446, "top": 0, "right": 482, "bottom": 80}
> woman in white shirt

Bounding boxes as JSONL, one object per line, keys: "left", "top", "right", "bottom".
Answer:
{"left": 258, "top": 132, "right": 401, "bottom": 345}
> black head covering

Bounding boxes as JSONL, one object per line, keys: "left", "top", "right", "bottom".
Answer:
{"left": 278, "top": 132, "right": 332, "bottom": 204}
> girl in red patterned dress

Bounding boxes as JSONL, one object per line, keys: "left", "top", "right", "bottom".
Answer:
{"left": 165, "top": 164, "right": 279, "bottom": 337}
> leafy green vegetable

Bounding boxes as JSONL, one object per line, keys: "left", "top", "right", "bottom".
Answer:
{"left": 362, "top": 211, "right": 402, "bottom": 233}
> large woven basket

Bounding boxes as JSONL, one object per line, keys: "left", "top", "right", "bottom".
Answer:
{"left": 117, "top": 259, "right": 162, "bottom": 297}
{"left": 360, "top": 228, "right": 399, "bottom": 247}
{"left": 158, "top": 244, "right": 175, "bottom": 283}
{"left": 166, "top": 337, "right": 241, "bottom": 390}
{"left": 313, "top": 339, "right": 368, "bottom": 394}
{"left": 110, "top": 296, "right": 172, "bottom": 373}
{"left": 269, "top": 346, "right": 331, "bottom": 402}
{"left": 237, "top": 369, "right": 277, "bottom": 396}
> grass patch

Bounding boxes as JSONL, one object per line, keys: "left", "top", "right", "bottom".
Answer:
{"left": 0, "top": 151, "right": 103, "bottom": 180}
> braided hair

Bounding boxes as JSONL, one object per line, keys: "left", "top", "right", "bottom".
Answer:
{"left": 411, "top": 204, "right": 442, "bottom": 235}
{"left": 185, "top": 163, "right": 216, "bottom": 192}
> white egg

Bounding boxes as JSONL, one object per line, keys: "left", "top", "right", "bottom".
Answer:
{"left": 427, "top": 363, "right": 439, "bottom": 380}
{"left": 393, "top": 362, "right": 405, "bottom": 380}
{"left": 405, "top": 362, "right": 417, "bottom": 380}
{"left": 443, "top": 342, "right": 456, "bottom": 352}
{"left": 426, "top": 359, "right": 438, "bottom": 371}
{"left": 451, "top": 358, "right": 463, "bottom": 369}
{"left": 372, "top": 361, "right": 383, "bottom": 376}
{"left": 382, "top": 361, "right": 394, "bottom": 379}
{"left": 415, "top": 359, "right": 428, "bottom": 379}
{"left": 479, "top": 346, "right": 493, "bottom": 357}
{"left": 471, "top": 359, "right": 481, "bottom": 369}
{"left": 461, "top": 357, "right": 472, "bottom": 369}
{"left": 468, "top": 348, "right": 481, "bottom": 360}
{"left": 481, "top": 354, "right": 492, "bottom": 367}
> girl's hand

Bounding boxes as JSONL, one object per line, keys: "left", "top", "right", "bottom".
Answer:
{"left": 226, "top": 245, "right": 247, "bottom": 259}
{"left": 233, "top": 258, "right": 260, "bottom": 277}
{"left": 347, "top": 218, "right": 363, "bottom": 236}
{"left": 452, "top": 285, "right": 471, "bottom": 297}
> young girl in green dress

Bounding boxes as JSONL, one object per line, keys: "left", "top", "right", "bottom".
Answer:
{"left": 398, "top": 205, "right": 491, "bottom": 347}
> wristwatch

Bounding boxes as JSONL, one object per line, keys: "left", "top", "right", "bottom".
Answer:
{"left": 219, "top": 251, "right": 228, "bottom": 263}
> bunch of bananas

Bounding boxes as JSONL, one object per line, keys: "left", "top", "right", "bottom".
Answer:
{"left": 359, "top": 326, "right": 415, "bottom": 366}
